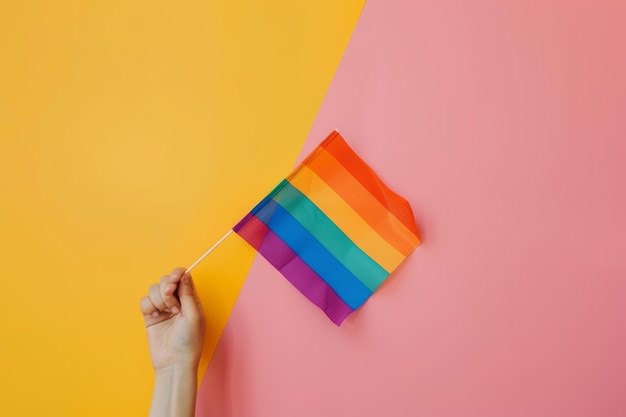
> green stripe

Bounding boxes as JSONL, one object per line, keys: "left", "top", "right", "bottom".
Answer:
{"left": 273, "top": 181, "right": 389, "bottom": 291}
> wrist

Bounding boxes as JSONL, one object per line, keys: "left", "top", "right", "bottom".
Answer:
{"left": 154, "top": 362, "right": 198, "bottom": 379}
{"left": 151, "top": 364, "right": 198, "bottom": 417}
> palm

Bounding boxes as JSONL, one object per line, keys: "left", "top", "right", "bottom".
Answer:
{"left": 144, "top": 310, "right": 204, "bottom": 370}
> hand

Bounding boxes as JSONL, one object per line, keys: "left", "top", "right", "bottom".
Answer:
{"left": 140, "top": 268, "right": 206, "bottom": 371}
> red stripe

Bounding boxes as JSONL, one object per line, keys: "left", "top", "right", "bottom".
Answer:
{"left": 320, "top": 131, "right": 419, "bottom": 237}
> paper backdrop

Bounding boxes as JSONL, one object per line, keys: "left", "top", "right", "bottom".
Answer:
{"left": 198, "top": 0, "right": 626, "bottom": 416}
{"left": 0, "top": 1, "right": 365, "bottom": 416}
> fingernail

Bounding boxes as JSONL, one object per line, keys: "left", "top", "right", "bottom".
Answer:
{"left": 171, "top": 306, "right": 180, "bottom": 314}
{"left": 152, "top": 311, "right": 159, "bottom": 317}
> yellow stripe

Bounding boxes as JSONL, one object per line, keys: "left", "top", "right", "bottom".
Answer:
{"left": 289, "top": 165, "right": 407, "bottom": 272}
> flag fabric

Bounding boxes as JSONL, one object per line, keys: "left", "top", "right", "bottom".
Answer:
{"left": 233, "top": 130, "right": 420, "bottom": 325}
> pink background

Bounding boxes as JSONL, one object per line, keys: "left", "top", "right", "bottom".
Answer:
{"left": 198, "top": 1, "right": 626, "bottom": 416}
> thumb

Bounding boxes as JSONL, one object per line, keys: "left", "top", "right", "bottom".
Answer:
{"left": 178, "top": 273, "right": 202, "bottom": 316}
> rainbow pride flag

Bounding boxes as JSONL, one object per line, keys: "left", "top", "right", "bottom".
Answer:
{"left": 233, "top": 131, "right": 420, "bottom": 325}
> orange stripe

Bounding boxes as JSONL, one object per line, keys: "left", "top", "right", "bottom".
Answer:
{"left": 321, "top": 131, "right": 420, "bottom": 236}
{"left": 301, "top": 147, "right": 420, "bottom": 256}
{"left": 289, "top": 165, "right": 407, "bottom": 272}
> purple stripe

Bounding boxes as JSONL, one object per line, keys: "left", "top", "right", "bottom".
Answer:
{"left": 236, "top": 215, "right": 354, "bottom": 325}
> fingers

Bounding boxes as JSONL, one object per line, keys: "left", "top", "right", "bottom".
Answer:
{"left": 140, "top": 268, "right": 188, "bottom": 317}
{"left": 139, "top": 296, "right": 159, "bottom": 317}
{"left": 177, "top": 272, "right": 203, "bottom": 319}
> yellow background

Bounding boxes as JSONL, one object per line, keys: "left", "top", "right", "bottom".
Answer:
{"left": 0, "top": 1, "right": 364, "bottom": 415}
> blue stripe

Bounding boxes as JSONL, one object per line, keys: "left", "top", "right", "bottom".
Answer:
{"left": 275, "top": 182, "right": 389, "bottom": 291}
{"left": 254, "top": 198, "right": 372, "bottom": 309}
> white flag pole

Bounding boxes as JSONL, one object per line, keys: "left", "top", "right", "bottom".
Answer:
{"left": 186, "top": 229, "right": 234, "bottom": 273}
